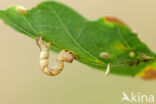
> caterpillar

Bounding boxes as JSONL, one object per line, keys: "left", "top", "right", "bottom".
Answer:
{"left": 36, "top": 37, "right": 75, "bottom": 76}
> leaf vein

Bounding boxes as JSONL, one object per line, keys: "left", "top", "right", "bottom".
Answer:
{"left": 3, "top": 14, "right": 35, "bottom": 37}
{"left": 46, "top": 6, "right": 105, "bottom": 64}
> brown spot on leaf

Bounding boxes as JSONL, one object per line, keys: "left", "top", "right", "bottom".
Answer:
{"left": 128, "top": 61, "right": 136, "bottom": 66}
{"left": 100, "top": 52, "right": 110, "bottom": 59}
{"left": 116, "top": 44, "right": 128, "bottom": 50}
{"left": 104, "top": 16, "right": 126, "bottom": 26}
{"left": 136, "top": 60, "right": 140, "bottom": 66}
{"left": 140, "top": 68, "right": 156, "bottom": 80}
{"left": 143, "top": 59, "right": 149, "bottom": 63}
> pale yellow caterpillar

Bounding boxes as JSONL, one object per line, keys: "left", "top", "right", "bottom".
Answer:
{"left": 36, "top": 37, "right": 75, "bottom": 76}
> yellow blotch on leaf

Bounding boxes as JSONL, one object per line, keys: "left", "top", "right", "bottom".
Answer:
{"left": 16, "top": 6, "right": 27, "bottom": 15}
{"left": 116, "top": 44, "right": 128, "bottom": 50}
{"left": 138, "top": 62, "right": 156, "bottom": 80}
{"left": 95, "top": 60, "right": 103, "bottom": 64}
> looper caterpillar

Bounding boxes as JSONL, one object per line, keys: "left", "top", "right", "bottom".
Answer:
{"left": 36, "top": 37, "right": 76, "bottom": 76}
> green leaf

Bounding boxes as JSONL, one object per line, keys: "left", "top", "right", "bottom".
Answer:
{"left": 0, "top": 1, "right": 156, "bottom": 78}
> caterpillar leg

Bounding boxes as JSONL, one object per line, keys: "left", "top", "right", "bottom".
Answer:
{"left": 36, "top": 37, "right": 75, "bottom": 76}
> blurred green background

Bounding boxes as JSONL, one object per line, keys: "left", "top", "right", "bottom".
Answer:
{"left": 0, "top": 0, "right": 156, "bottom": 104}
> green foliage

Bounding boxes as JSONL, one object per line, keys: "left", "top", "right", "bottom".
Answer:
{"left": 0, "top": 1, "right": 156, "bottom": 76}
